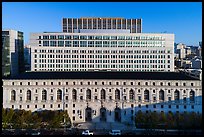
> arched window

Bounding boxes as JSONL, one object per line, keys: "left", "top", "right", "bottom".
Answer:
{"left": 115, "top": 89, "right": 120, "bottom": 100}
{"left": 144, "top": 90, "right": 149, "bottom": 101}
{"left": 42, "top": 90, "right": 47, "bottom": 101}
{"left": 86, "top": 89, "right": 91, "bottom": 100}
{"left": 11, "top": 90, "right": 16, "bottom": 101}
{"left": 27, "top": 90, "right": 31, "bottom": 101}
{"left": 101, "top": 89, "right": 106, "bottom": 100}
{"left": 190, "top": 90, "right": 195, "bottom": 102}
{"left": 159, "top": 90, "right": 164, "bottom": 101}
{"left": 57, "top": 89, "right": 62, "bottom": 101}
{"left": 174, "top": 90, "right": 180, "bottom": 101}
{"left": 129, "top": 89, "right": 134, "bottom": 101}
{"left": 72, "top": 89, "right": 77, "bottom": 101}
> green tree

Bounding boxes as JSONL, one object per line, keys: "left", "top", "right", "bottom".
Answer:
{"left": 31, "top": 112, "right": 42, "bottom": 129}
{"left": 166, "top": 112, "right": 174, "bottom": 129}
{"left": 150, "top": 111, "right": 159, "bottom": 128}
{"left": 2, "top": 108, "right": 15, "bottom": 129}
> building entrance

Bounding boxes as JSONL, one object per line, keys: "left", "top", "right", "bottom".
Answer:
{"left": 85, "top": 107, "right": 92, "bottom": 121}
{"left": 100, "top": 107, "right": 106, "bottom": 121}
{"left": 115, "top": 107, "right": 121, "bottom": 122}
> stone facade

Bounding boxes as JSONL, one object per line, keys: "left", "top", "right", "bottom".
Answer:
{"left": 3, "top": 78, "right": 202, "bottom": 124}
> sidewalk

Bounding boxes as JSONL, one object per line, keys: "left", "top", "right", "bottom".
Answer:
{"left": 76, "top": 122, "right": 136, "bottom": 131}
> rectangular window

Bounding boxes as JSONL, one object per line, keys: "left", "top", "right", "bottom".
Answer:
{"left": 109, "top": 96, "right": 112, "bottom": 100}
{"left": 168, "top": 97, "right": 171, "bottom": 101}
{"left": 66, "top": 96, "right": 68, "bottom": 100}
{"left": 138, "top": 96, "right": 141, "bottom": 101}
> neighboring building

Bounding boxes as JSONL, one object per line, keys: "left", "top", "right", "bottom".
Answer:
{"left": 185, "top": 47, "right": 191, "bottom": 56}
{"left": 2, "top": 72, "right": 202, "bottom": 124}
{"left": 199, "top": 41, "right": 202, "bottom": 48}
{"left": 176, "top": 43, "right": 186, "bottom": 59}
{"left": 182, "top": 60, "right": 192, "bottom": 69}
{"left": 2, "top": 30, "right": 24, "bottom": 77}
{"left": 62, "top": 17, "right": 142, "bottom": 33}
{"left": 24, "top": 44, "right": 31, "bottom": 71}
{"left": 191, "top": 57, "right": 202, "bottom": 69}
{"left": 197, "top": 46, "right": 202, "bottom": 57}
{"left": 30, "top": 33, "right": 174, "bottom": 72}
{"left": 179, "top": 69, "right": 202, "bottom": 81}
{"left": 174, "top": 43, "right": 177, "bottom": 53}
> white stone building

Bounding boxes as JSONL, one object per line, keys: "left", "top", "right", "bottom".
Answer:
{"left": 2, "top": 72, "right": 202, "bottom": 124}
{"left": 30, "top": 33, "right": 174, "bottom": 72}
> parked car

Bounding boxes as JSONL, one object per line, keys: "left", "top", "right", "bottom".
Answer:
{"left": 82, "top": 130, "right": 94, "bottom": 135}
{"left": 31, "top": 132, "right": 40, "bottom": 135}
{"left": 109, "top": 130, "right": 121, "bottom": 135}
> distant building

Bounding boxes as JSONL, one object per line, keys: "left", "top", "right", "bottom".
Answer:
{"left": 62, "top": 17, "right": 142, "bottom": 33}
{"left": 176, "top": 43, "right": 186, "bottom": 59}
{"left": 2, "top": 30, "right": 24, "bottom": 77}
{"left": 183, "top": 60, "right": 192, "bottom": 69}
{"left": 185, "top": 47, "right": 191, "bottom": 56}
{"left": 180, "top": 69, "right": 202, "bottom": 81}
{"left": 195, "top": 46, "right": 202, "bottom": 57}
{"left": 199, "top": 41, "right": 202, "bottom": 48}
{"left": 24, "top": 44, "right": 31, "bottom": 71}
{"left": 191, "top": 57, "right": 202, "bottom": 69}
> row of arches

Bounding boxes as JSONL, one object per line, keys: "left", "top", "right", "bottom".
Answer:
{"left": 11, "top": 89, "right": 63, "bottom": 101}
{"left": 10, "top": 89, "right": 195, "bottom": 102}
{"left": 85, "top": 107, "right": 121, "bottom": 122}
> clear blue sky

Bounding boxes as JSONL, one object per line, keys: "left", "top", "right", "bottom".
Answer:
{"left": 2, "top": 2, "right": 202, "bottom": 46}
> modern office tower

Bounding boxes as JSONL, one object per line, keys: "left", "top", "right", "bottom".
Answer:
{"left": 62, "top": 17, "right": 142, "bottom": 33}
{"left": 2, "top": 71, "right": 202, "bottom": 124}
{"left": 2, "top": 30, "right": 25, "bottom": 77}
{"left": 30, "top": 32, "right": 174, "bottom": 72}
{"left": 24, "top": 44, "right": 31, "bottom": 71}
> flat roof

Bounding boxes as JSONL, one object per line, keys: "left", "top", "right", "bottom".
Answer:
{"left": 3, "top": 72, "right": 199, "bottom": 80}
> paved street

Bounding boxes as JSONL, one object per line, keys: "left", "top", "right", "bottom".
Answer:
{"left": 2, "top": 125, "right": 202, "bottom": 136}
